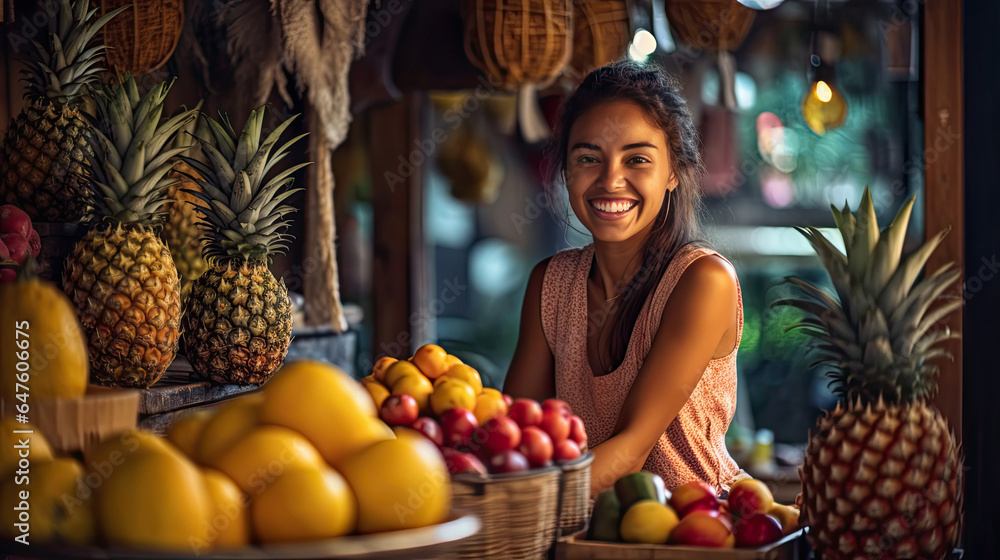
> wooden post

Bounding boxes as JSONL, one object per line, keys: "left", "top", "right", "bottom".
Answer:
{"left": 923, "top": 0, "right": 963, "bottom": 439}
{"left": 369, "top": 94, "right": 426, "bottom": 362}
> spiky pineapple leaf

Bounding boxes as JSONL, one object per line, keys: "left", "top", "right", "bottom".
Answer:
{"left": 867, "top": 196, "right": 914, "bottom": 297}
{"left": 848, "top": 189, "right": 879, "bottom": 286}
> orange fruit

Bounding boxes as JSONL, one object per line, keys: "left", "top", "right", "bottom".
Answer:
{"left": 0, "top": 457, "right": 95, "bottom": 545}
{"left": 327, "top": 417, "right": 396, "bottom": 469}
{"left": 201, "top": 469, "right": 250, "bottom": 549}
{"left": 392, "top": 373, "right": 435, "bottom": 412}
{"left": 360, "top": 373, "right": 378, "bottom": 386}
{"left": 383, "top": 359, "right": 425, "bottom": 388}
{"left": 436, "top": 363, "right": 483, "bottom": 394}
{"left": 371, "top": 356, "right": 398, "bottom": 383}
{"left": 444, "top": 354, "right": 463, "bottom": 368}
{"left": 259, "top": 360, "right": 384, "bottom": 466}
{"left": 411, "top": 344, "right": 450, "bottom": 379}
{"left": 167, "top": 410, "right": 213, "bottom": 459}
{"left": 251, "top": 465, "right": 357, "bottom": 543}
{"left": 197, "top": 393, "right": 264, "bottom": 467}
{"left": 430, "top": 378, "right": 478, "bottom": 416}
{"left": 338, "top": 429, "right": 451, "bottom": 533}
{"left": 85, "top": 429, "right": 179, "bottom": 470}
{"left": 1, "top": 418, "right": 52, "bottom": 475}
{"left": 473, "top": 388, "right": 508, "bottom": 425}
{"left": 365, "top": 381, "right": 391, "bottom": 410}
{"left": 213, "top": 425, "right": 326, "bottom": 494}
{"left": 96, "top": 447, "right": 212, "bottom": 551}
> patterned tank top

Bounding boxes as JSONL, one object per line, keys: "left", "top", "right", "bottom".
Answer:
{"left": 540, "top": 243, "right": 745, "bottom": 492}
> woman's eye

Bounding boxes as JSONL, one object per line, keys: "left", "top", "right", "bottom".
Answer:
{"left": 577, "top": 155, "right": 598, "bottom": 164}
{"left": 628, "top": 156, "right": 650, "bottom": 164}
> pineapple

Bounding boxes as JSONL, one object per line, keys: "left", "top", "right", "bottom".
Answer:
{"left": 0, "top": 0, "right": 126, "bottom": 222}
{"left": 161, "top": 108, "right": 209, "bottom": 287}
{"left": 778, "top": 188, "right": 963, "bottom": 559}
{"left": 62, "top": 76, "right": 196, "bottom": 388}
{"left": 177, "top": 107, "right": 306, "bottom": 385}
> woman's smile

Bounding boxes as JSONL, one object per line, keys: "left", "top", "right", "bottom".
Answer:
{"left": 588, "top": 197, "right": 639, "bottom": 220}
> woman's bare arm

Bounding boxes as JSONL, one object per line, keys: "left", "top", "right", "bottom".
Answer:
{"left": 503, "top": 258, "right": 556, "bottom": 401}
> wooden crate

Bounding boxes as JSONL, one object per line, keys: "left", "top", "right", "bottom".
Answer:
{"left": 136, "top": 357, "right": 260, "bottom": 434}
{"left": 555, "top": 529, "right": 808, "bottom": 560}
{"left": 1, "top": 385, "right": 139, "bottom": 452}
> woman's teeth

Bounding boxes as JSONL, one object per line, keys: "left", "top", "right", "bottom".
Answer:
{"left": 591, "top": 200, "right": 636, "bottom": 213}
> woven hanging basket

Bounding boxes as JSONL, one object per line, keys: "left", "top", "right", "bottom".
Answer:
{"left": 664, "top": 0, "right": 756, "bottom": 52}
{"left": 461, "top": 0, "right": 574, "bottom": 90}
{"left": 98, "top": 0, "right": 184, "bottom": 76}
{"left": 567, "top": 0, "right": 630, "bottom": 79}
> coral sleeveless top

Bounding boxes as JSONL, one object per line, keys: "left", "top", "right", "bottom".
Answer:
{"left": 541, "top": 243, "right": 745, "bottom": 492}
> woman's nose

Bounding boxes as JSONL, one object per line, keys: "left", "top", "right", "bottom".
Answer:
{"left": 600, "top": 162, "right": 627, "bottom": 190}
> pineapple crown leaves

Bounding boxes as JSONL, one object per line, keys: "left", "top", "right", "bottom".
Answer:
{"left": 84, "top": 74, "right": 198, "bottom": 226}
{"left": 772, "top": 187, "right": 961, "bottom": 405}
{"left": 169, "top": 100, "right": 207, "bottom": 162}
{"left": 21, "top": 0, "right": 130, "bottom": 103}
{"left": 177, "top": 107, "right": 309, "bottom": 263}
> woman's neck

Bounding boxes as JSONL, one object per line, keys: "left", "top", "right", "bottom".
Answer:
{"left": 591, "top": 229, "right": 651, "bottom": 301}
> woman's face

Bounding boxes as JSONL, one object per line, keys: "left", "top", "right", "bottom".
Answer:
{"left": 565, "top": 99, "right": 677, "bottom": 244}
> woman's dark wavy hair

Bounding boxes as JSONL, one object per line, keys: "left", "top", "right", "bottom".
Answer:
{"left": 543, "top": 59, "right": 707, "bottom": 373}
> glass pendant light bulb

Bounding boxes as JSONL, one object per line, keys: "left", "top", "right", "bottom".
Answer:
{"left": 802, "top": 79, "right": 847, "bottom": 135}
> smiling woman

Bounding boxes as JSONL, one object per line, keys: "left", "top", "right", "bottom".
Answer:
{"left": 504, "top": 60, "right": 748, "bottom": 497}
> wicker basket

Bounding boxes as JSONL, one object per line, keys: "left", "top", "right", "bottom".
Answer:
{"left": 461, "top": 0, "right": 574, "bottom": 90}
{"left": 98, "top": 0, "right": 184, "bottom": 76}
{"left": 557, "top": 452, "right": 595, "bottom": 537}
{"left": 664, "top": 0, "right": 756, "bottom": 52}
{"left": 451, "top": 465, "right": 562, "bottom": 559}
{"left": 567, "top": 0, "right": 630, "bottom": 79}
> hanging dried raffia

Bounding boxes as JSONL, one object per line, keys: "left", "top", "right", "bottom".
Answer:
{"left": 664, "top": 0, "right": 756, "bottom": 52}
{"left": 461, "top": 0, "right": 574, "bottom": 90}
{"left": 567, "top": 0, "right": 630, "bottom": 80}
{"left": 97, "top": 0, "right": 184, "bottom": 75}
{"left": 274, "top": 0, "right": 369, "bottom": 332}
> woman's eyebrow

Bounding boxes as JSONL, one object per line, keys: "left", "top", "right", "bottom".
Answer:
{"left": 622, "top": 142, "right": 658, "bottom": 150}
{"left": 570, "top": 142, "right": 659, "bottom": 151}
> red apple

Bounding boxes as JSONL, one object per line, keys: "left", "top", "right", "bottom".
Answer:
{"left": 411, "top": 416, "right": 444, "bottom": 447}
{"left": 380, "top": 394, "right": 419, "bottom": 426}
{"left": 1, "top": 234, "right": 29, "bottom": 264}
{"left": 0, "top": 205, "right": 31, "bottom": 237}
{"left": 441, "top": 448, "right": 488, "bottom": 476}
{"left": 669, "top": 511, "right": 735, "bottom": 547}
{"left": 0, "top": 239, "right": 10, "bottom": 261}
{"left": 568, "top": 415, "right": 587, "bottom": 445}
{"left": 683, "top": 501, "right": 720, "bottom": 517}
{"left": 488, "top": 450, "right": 530, "bottom": 474}
{"left": 439, "top": 408, "right": 479, "bottom": 448}
{"left": 539, "top": 408, "right": 570, "bottom": 444}
{"left": 518, "top": 426, "right": 554, "bottom": 467}
{"left": 541, "top": 398, "right": 571, "bottom": 417}
{"left": 728, "top": 479, "right": 775, "bottom": 519}
{"left": 26, "top": 229, "right": 40, "bottom": 258}
{"left": 554, "top": 439, "right": 581, "bottom": 462}
{"left": 685, "top": 503, "right": 733, "bottom": 530}
{"left": 508, "top": 398, "right": 543, "bottom": 428}
{"left": 502, "top": 394, "right": 513, "bottom": 407}
{"left": 734, "top": 513, "right": 783, "bottom": 548}
{"left": 670, "top": 480, "right": 720, "bottom": 517}
{"left": 473, "top": 416, "right": 521, "bottom": 455}
{"left": 0, "top": 269, "right": 15, "bottom": 283}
